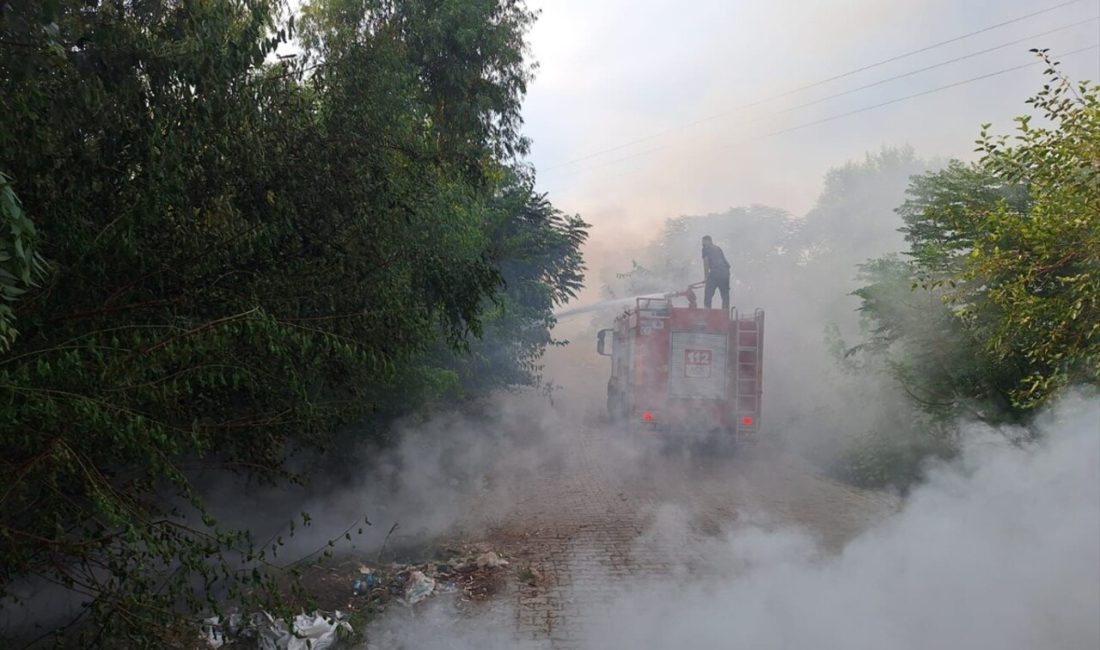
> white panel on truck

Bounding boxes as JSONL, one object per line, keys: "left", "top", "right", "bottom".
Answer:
{"left": 668, "top": 331, "right": 728, "bottom": 400}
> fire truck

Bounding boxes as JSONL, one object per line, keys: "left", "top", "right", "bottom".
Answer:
{"left": 596, "top": 283, "right": 764, "bottom": 443}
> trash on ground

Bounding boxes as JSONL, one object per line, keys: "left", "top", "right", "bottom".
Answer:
{"left": 352, "top": 572, "right": 380, "bottom": 595}
{"left": 287, "top": 612, "right": 350, "bottom": 650}
{"left": 201, "top": 612, "right": 244, "bottom": 649}
{"left": 254, "top": 611, "right": 291, "bottom": 650}
{"left": 475, "top": 551, "right": 508, "bottom": 569}
{"left": 202, "top": 610, "right": 349, "bottom": 650}
{"left": 238, "top": 544, "right": 511, "bottom": 640}
{"left": 201, "top": 615, "right": 226, "bottom": 649}
{"left": 198, "top": 547, "right": 509, "bottom": 647}
{"left": 403, "top": 570, "right": 436, "bottom": 605}
{"left": 255, "top": 610, "right": 350, "bottom": 650}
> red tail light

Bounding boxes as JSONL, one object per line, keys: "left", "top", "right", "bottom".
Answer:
{"left": 642, "top": 411, "right": 654, "bottom": 423}
{"left": 741, "top": 416, "right": 754, "bottom": 426}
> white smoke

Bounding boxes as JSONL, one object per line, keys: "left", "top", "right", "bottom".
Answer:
{"left": 582, "top": 391, "right": 1100, "bottom": 650}
{"left": 364, "top": 391, "right": 1099, "bottom": 649}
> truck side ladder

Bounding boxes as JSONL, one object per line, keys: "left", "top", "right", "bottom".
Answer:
{"left": 733, "top": 308, "right": 764, "bottom": 436}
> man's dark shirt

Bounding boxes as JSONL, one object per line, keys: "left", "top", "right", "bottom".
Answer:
{"left": 702, "top": 244, "right": 730, "bottom": 277}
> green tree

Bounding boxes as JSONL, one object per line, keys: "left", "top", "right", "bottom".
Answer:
{"left": 961, "top": 52, "right": 1100, "bottom": 407}
{"left": 851, "top": 162, "right": 1032, "bottom": 421}
{"left": 846, "top": 55, "right": 1099, "bottom": 486}
{"left": 0, "top": 0, "right": 582, "bottom": 644}
{"left": 0, "top": 174, "right": 46, "bottom": 352}
{"left": 452, "top": 175, "right": 589, "bottom": 393}
{"left": 855, "top": 57, "right": 1098, "bottom": 418}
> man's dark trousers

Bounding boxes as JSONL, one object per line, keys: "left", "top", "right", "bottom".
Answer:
{"left": 704, "top": 273, "right": 729, "bottom": 310}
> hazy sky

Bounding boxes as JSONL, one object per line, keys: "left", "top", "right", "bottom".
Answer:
{"left": 521, "top": 0, "right": 1100, "bottom": 269}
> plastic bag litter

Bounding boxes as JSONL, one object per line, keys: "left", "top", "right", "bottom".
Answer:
{"left": 290, "top": 613, "right": 349, "bottom": 650}
{"left": 254, "top": 611, "right": 290, "bottom": 650}
{"left": 475, "top": 551, "right": 508, "bottom": 569}
{"left": 254, "top": 610, "right": 350, "bottom": 650}
{"left": 201, "top": 612, "right": 243, "bottom": 648}
{"left": 403, "top": 570, "right": 436, "bottom": 605}
{"left": 201, "top": 616, "right": 226, "bottom": 649}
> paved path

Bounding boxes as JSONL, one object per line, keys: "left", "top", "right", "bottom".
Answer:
{"left": 460, "top": 417, "right": 898, "bottom": 649}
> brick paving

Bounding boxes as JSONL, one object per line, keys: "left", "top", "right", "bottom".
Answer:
{"left": 467, "top": 421, "right": 898, "bottom": 649}
{"left": 360, "top": 383, "right": 897, "bottom": 649}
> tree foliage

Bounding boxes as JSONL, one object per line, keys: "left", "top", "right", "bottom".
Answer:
{"left": 964, "top": 54, "right": 1100, "bottom": 406}
{"left": 0, "top": 173, "right": 46, "bottom": 352}
{"left": 450, "top": 178, "right": 588, "bottom": 393}
{"left": 853, "top": 54, "right": 1099, "bottom": 424}
{"left": 0, "top": 0, "right": 584, "bottom": 644}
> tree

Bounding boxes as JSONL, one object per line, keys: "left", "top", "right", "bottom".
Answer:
{"left": 850, "top": 54, "right": 1098, "bottom": 459}
{"left": 855, "top": 57, "right": 1098, "bottom": 419}
{"left": 0, "top": 0, "right": 582, "bottom": 644}
{"left": 0, "top": 174, "right": 46, "bottom": 352}
{"left": 452, "top": 175, "right": 589, "bottom": 393}
{"left": 961, "top": 52, "right": 1100, "bottom": 407}
{"left": 850, "top": 162, "right": 1032, "bottom": 423}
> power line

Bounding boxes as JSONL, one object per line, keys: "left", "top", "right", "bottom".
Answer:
{"left": 542, "top": 44, "right": 1099, "bottom": 192}
{"left": 541, "top": 17, "right": 1098, "bottom": 181}
{"left": 541, "top": 0, "right": 1088, "bottom": 172}
{"left": 783, "top": 0, "right": 1089, "bottom": 92}
{"left": 746, "top": 44, "right": 1099, "bottom": 143}
{"left": 774, "top": 18, "right": 1098, "bottom": 122}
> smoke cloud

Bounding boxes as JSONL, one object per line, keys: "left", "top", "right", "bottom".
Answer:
{"left": 363, "top": 391, "right": 1100, "bottom": 649}
{"left": 586, "top": 392, "right": 1099, "bottom": 650}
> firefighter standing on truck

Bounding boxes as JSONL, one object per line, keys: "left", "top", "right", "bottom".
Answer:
{"left": 701, "top": 235, "right": 730, "bottom": 310}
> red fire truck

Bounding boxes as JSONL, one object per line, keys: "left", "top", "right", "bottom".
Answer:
{"left": 597, "top": 284, "right": 764, "bottom": 442}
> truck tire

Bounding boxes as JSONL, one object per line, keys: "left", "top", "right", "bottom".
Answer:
{"left": 606, "top": 377, "right": 624, "bottom": 421}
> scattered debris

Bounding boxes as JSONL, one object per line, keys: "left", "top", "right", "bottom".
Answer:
{"left": 201, "top": 610, "right": 349, "bottom": 650}
{"left": 288, "top": 612, "right": 350, "bottom": 650}
{"left": 403, "top": 570, "right": 436, "bottom": 606}
{"left": 201, "top": 616, "right": 226, "bottom": 649}
{"left": 475, "top": 551, "right": 508, "bottom": 569}
{"left": 352, "top": 566, "right": 380, "bottom": 595}
{"left": 284, "top": 544, "right": 509, "bottom": 633}
{"left": 198, "top": 546, "right": 510, "bottom": 648}
{"left": 253, "top": 611, "right": 290, "bottom": 650}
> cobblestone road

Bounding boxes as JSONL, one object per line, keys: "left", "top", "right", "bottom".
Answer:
{"left": 464, "top": 415, "right": 898, "bottom": 649}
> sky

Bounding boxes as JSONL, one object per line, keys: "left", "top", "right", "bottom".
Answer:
{"left": 520, "top": 0, "right": 1100, "bottom": 290}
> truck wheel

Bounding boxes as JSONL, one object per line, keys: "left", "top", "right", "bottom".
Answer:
{"left": 606, "top": 378, "right": 622, "bottom": 421}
